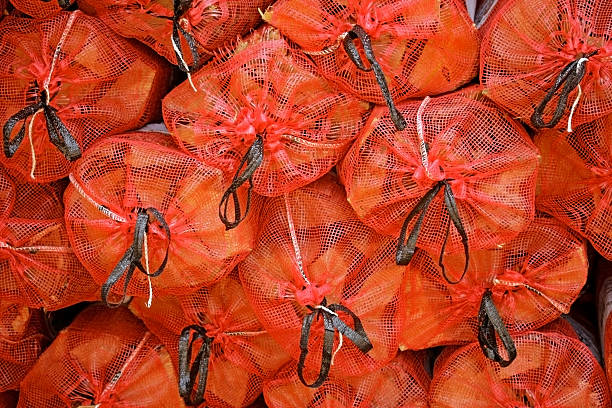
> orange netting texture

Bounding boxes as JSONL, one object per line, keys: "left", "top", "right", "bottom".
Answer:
{"left": 481, "top": 0, "right": 612, "bottom": 129}
{"left": 400, "top": 214, "right": 588, "bottom": 350}
{"left": 264, "top": 0, "right": 479, "bottom": 104}
{"left": 9, "top": 0, "right": 74, "bottom": 18}
{"left": 536, "top": 114, "right": 612, "bottom": 259}
{"left": 263, "top": 352, "right": 429, "bottom": 408}
{"left": 238, "top": 174, "right": 404, "bottom": 378}
{"left": 429, "top": 332, "right": 611, "bottom": 407}
{"left": 163, "top": 26, "right": 370, "bottom": 197}
{"left": 0, "top": 11, "right": 171, "bottom": 182}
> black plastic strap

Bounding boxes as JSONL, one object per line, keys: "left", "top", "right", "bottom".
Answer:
{"left": 101, "top": 207, "right": 171, "bottom": 307}
{"left": 41, "top": 0, "right": 72, "bottom": 8}
{"left": 172, "top": 0, "right": 201, "bottom": 74}
{"left": 218, "top": 135, "right": 264, "bottom": 230}
{"left": 297, "top": 298, "right": 373, "bottom": 388}
{"left": 438, "top": 180, "right": 469, "bottom": 284}
{"left": 343, "top": 24, "right": 406, "bottom": 131}
{"left": 477, "top": 289, "right": 517, "bottom": 367}
{"left": 178, "top": 325, "right": 212, "bottom": 406}
{"left": 531, "top": 51, "right": 598, "bottom": 128}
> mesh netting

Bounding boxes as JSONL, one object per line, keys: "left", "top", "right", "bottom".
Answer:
{"left": 263, "top": 352, "right": 429, "bottom": 408}
{"left": 0, "top": 11, "right": 171, "bottom": 182}
{"left": 0, "top": 391, "right": 18, "bottom": 407}
{"left": 238, "top": 174, "right": 404, "bottom": 379}
{"left": 0, "top": 166, "right": 98, "bottom": 310}
{"left": 597, "top": 258, "right": 612, "bottom": 391}
{"left": 535, "top": 115, "right": 612, "bottom": 260}
{"left": 77, "top": 0, "right": 272, "bottom": 68}
{"left": 131, "top": 272, "right": 289, "bottom": 408}
{"left": 17, "top": 305, "right": 184, "bottom": 408}
{"left": 339, "top": 94, "right": 538, "bottom": 258}
{"left": 399, "top": 214, "right": 588, "bottom": 351}
{"left": 429, "top": 331, "right": 611, "bottom": 407}
{"left": 64, "top": 133, "right": 257, "bottom": 302}
{"left": 264, "top": 0, "right": 479, "bottom": 104}
{"left": 0, "top": 301, "right": 46, "bottom": 392}
{"left": 480, "top": 0, "right": 612, "bottom": 130}
{"left": 163, "top": 26, "right": 369, "bottom": 198}
{"left": 8, "top": 0, "right": 74, "bottom": 18}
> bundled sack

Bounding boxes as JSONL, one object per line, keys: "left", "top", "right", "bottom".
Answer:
{"left": 340, "top": 94, "right": 538, "bottom": 273}
{"left": 17, "top": 305, "right": 185, "bottom": 408}
{"left": 9, "top": 0, "right": 73, "bottom": 18}
{"left": 481, "top": 0, "right": 612, "bottom": 130}
{"left": 429, "top": 331, "right": 611, "bottom": 407}
{"left": 536, "top": 114, "right": 612, "bottom": 259}
{"left": 0, "top": 301, "right": 46, "bottom": 392}
{"left": 0, "top": 166, "right": 98, "bottom": 310}
{"left": 131, "top": 272, "right": 289, "bottom": 407}
{"left": 78, "top": 0, "right": 272, "bottom": 81}
{"left": 65, "top": 132, "right": 258, "bottom": 306}
{"left": 164, "top": 27, "right": 370, "bottom": 229}
{"left": 400, "top": 215, "right": 588, "bottom": 367}
{"left": 0, "top": 11, "right": 171, "bottom": 182}
{"left": 263, "top": 0, "right": 479, "bottom": 129}
{"left": 263, "top": 352, "right": 429, "bottom": 408}
{"left": 239, "top": 175, "right": 404, "bottom": 386}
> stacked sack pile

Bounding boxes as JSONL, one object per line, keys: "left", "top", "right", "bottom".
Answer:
{"left": 0, "top": 0, "right": 610, "bottom": 406}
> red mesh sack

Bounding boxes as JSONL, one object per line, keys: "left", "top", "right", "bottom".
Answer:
{"left": 0, "top": 301, "right": 46, "bottom": 392}
{"left": 77, "top": 0, "right": 272, "bottom": 79}
{"left": 480, "top": 0, "right": 612, "bottom": 130}
{"left": 429, "top": 331, "right": 611, "bottom": 407}
{"left": 535, "top": 114, "right": 612, "bottom": 259}
{"left": 8, "top": 0, "right": 73, "bottom": 18}
{"left": 131, "top": 272, "right": 290, "bottom": 407}
{"left": 164, "top": 26, "right": 369, "bottom": 229}
{"left": 0, "top": 166, "right": 98, "bottom": 310}
{"left": 17, "top": 305, "right": 185, "bottom": 408}
{"left": 339, "top": 94, "right": 538, "bottom": 274}
{"left": 0, "top": 11, "right": 171, "bottom": 182}
{"left": 263, "top": 0, "right": 479, "bottom": 116}
{"left": 64, "top": 132, "right": 258, "bottom": 307}
{"left": 400, "top": 214, "right": 588, "bottom": 367}
{"left": 238, "top": 174, "right": 404, "bottom": 386}
{"left": 263, "top": 352, "right": 429, "bottom": 408}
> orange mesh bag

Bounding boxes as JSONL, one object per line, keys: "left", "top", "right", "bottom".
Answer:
{"left": 0, "top": 11, "right": 171, "bottom": 182}
{"left": 163, "top": 27, "right": 370, "bottom": 229}
{"left": 400, "top": 214, "right": 588, "bottom": 367}
{"left": 339, "top": 94, "right": 538, "bottom": 273}
{"left": 429, "top": 331, "right": 611, "bottom": 407}
{"left": 0, "top": 301, "right": 46, "bottom": 392}
{"left": 64, "top": 133, "right": 258, "bottom": 307}
{"left": 480, "top": 0, "right": 612, "bottom": 131}
{"left": 535, "top": 114, "right": 612, "bottom": 259}
{"left": 130, "top": 272, "right": 290, "bottom": 407}
{"left": 263, "top": 0, "right": 479, "bottom": 129}
{"left": 0, "top": 167, "right": 98, "bottom": 310}
{"left": 8, "top": 0, "right": 74, "bottom": 18}
{"left": 17, "top": 305, "right": 185, "bottom": 408}
{"left": 239, "top": 175, "right": 404, "bottom": 387}
{"left": 263, "top": 352, "right": 429, "bottom": 408}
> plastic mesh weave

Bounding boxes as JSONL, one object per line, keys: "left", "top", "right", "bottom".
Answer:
{"left": 339, "top": 94, "right": 538, "bottom": 256}
{"left": 535, "top": 115, "right": 612, "bottom": 260}
{"left": 429, "top": 331, "right": 611, "bottom": 407}
{"left": 9, "top": 0, "right": 74, "bottom": 18}
{"left": 399, "top": 214, "right": 588, "bottom": 350}
{"left": 17, "top": 305, "right": 185, "bottom": 408}
{"left": 263, "top": 352, "right": 429, "bottom": 408}
{"left": 480, "top": 0, "right": 612, "bottom": 128}
{"left": 64, "top": 133, "right": 257, "bottom": 300}
{"left": 0, "top": 11, "right": 171, "bottom": 182}
{"left": 238, "top": 174, "right": 404, "bottom": 378}
{"left": 264, "top": 0, "right": 479, "bottom": 104}
{"left": 163, "top": 26, "right": 370, "bottom": 197}
{"left": 131, "top": 272, "right": 289, "bottom": 408}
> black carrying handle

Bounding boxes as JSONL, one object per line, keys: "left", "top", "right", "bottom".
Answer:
{"left": 178, "top": 325, "right": 213, "bottom": 406}
{"left": 343, "top": 24, "right": 406, "bottom": 131}
{"left": 297, "top": 299, "right": 373, "bottom": 388}
{"left": 477, "top": 289, "right": 517, "bottom": 367}
{"left": 172, "top": 0, "right": 201, "bottom": 73}
{"left": 101, "top": 207, "right": 171, "bottom": 307}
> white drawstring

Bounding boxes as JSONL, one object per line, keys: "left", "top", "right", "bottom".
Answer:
{"left": 171, "top": 27, "right": 198, "bottom": 93}
{"left": 416, "top": 97, "right": 431, "bottom": 177}
{"left": 68, "top": 174, "right": 127, "bottom": 223}
{"left": 284, "top": 193, "right": 309, "bottom": 285}
{"left": 143, "top": 232, "right": 153, "bottom": 308}
{"left": 567, "top": 57, "right": 588, "bottom": 133}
